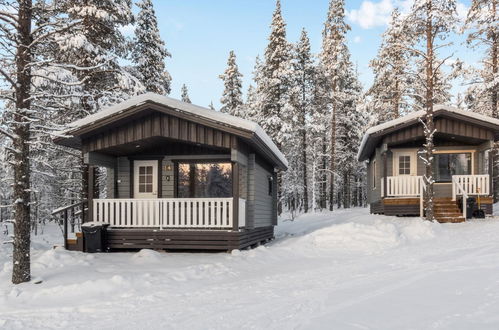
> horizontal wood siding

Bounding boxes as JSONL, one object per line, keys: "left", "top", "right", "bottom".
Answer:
{"left": 162, "top": 159, "right": 174, "bottom": 198}
{"left": 253, "top": 162, "right": 273, "bottom": 228}
{"left": 83, "top": 112, "right": 237, "bottom": 153}
{"left": 105, "top": 227, "right": 274, "bottom": 251}
{"left": 117, "top": 157, "right": 130, "bottom": 198}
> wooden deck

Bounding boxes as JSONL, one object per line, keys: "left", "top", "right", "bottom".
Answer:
{"left": 106, "top": 226, "right": 274, "bottom": 251}
{"left": 370, "top": 196, "right": 494, "bottom": 221}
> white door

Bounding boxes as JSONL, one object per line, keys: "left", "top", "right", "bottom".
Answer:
{"left": 393, "top": 151, "right": 416, "bottom": 176}
{"left": 134, "top": 160, "right": 158, "bottom": 199}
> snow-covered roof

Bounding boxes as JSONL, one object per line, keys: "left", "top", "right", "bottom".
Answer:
{"left": 357, "top": 105, "right": 499, "bottom": 161}
{"left": 59, "top": 93, "right": 288, "bottom": 168}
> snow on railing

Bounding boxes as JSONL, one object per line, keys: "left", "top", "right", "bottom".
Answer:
{"left": 93, "top": 198, "right": 234, "bottom": 229}
{"left": 452, "top": 175, "right": 490, "bottom": 201}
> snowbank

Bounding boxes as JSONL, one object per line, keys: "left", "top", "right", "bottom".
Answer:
{"left": 1, "top": 208, "right": 499, "bottom": 330}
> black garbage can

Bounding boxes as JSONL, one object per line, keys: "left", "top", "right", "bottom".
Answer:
{"left": 466, "top": 197, "right": 475, "bottom": 219}
{"left": 82, "top": 223, "right": 109, "bottom": 253}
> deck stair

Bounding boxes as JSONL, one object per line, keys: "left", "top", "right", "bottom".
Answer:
{"left": 433, "top": 198, "right": 465, "bottom": 223}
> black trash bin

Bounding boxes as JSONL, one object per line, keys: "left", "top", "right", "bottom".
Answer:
{"left": 466, "top": 197, "right": 475, "bottom": 219}
{"left": 82, "top": 223, "right": 109, "bottom": 253}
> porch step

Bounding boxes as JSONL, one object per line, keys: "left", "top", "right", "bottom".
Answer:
{"left": 436, "top": 216, "right": 465, "bottom": 223}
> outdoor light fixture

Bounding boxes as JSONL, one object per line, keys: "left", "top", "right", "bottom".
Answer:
{"left": 165, "top": 164, "right": 172, "bottom": 171}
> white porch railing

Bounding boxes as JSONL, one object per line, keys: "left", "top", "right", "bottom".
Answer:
{"left": 382, "top": 176, "right": 423, "bottom": 197}
{"left": 452, "top": 175, "right": 490, "bottom": 201}
{"left": 93, "top": 198, "right": 241, "bottom": 229}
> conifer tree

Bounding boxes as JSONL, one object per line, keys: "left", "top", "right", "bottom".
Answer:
{"left": 402, "top": 0, "right": 458, "bottom": 221}
{"left": 219, "top": 51, "right": 243, "bottom": 116}
{"left": 288, "top": 29, "right": 315, "bottom": 212}
{"left": 132, "top": 0, "right": 172, "bottom": 95}
{"left": 209, "top": 101, "right": 216, "bottom": 110}
{"left": 369, "top": 9, "right": 411, "bottom": 123}
{"left": 257, "top": 0, "right": 291, "bottom": 148}
{"left": 181, "top": 84, "right": 191, "bottom": 103}
{"left": 320, "top": 0, "right": 350, "bottom": 211}
{"left": 464, "top": 0, "right": 498, "bottom": 118}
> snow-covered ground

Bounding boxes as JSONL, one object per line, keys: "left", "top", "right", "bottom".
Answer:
{"left": 2, "top": 208, "right": 499, "bottom": 329}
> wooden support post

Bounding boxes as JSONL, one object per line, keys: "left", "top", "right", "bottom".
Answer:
{"left": 63, "top": 209, "right": 68, "bottom": 249}
{"left": 383, "top": 152, "right": 388, "bottom": 198}
{"left": 88, "top": 166, "right": 95, "bottom": 223}
{"left": 232, "top": 162, "right": 239, "bottom": 231}
{"left": 490, "top": 149, "right": 495, "bottom": 200}
{"left": 82, "top": 164, "right": 89, "bottom": 223}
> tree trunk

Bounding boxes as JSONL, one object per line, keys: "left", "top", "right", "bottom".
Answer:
{"left": 321, "top": 138, "right": 327, "bottom": 209}
{"left": 491, "top": 0, "right": 499, "bottom": 202}
{"left": 343, "top": 171, "right": 350, "bottom": 208}
{"left": 423, "top": 0, "right": 435, "bottom": 222}
{"left": 329, "top": 94, "right": 336, "bottom": 211}
{"left": 12, "top": 0, "right": 33, "bottom": 285}
{"left": 302, "top": 130, "right": 309, "bottom": 213}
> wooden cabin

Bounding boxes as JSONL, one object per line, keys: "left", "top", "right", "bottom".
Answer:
{"left": 54, "top": 93, "right": 287, "bottom": 251}
{"left": 358, "top": 105, "right": 499, "bottom": 223}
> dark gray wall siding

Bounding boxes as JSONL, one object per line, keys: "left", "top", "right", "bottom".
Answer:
{"left": 117, "top": 157, "right": 130, "bottom": 198}
{"left": 162, "top": 158, "right": 174, "bottom": 198}
{"left": 253, "top": 162, "right": 273, "bottom": 227}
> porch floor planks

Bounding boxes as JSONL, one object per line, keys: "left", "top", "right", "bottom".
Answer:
{"left": 105, "top": 226, "right": 274, "bottom": 251}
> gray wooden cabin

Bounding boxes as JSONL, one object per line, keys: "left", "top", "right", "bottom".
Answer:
{"left": 358, "top": 105, "right": 499, "bottom": 223}
{"left": 54, "top": 93, "right": 287, "bottom": 251}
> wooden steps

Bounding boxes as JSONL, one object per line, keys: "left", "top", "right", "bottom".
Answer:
{"left": 66, "top": 232, "right": 84, "bottom": 251}
{"left": 433, "top": 198, "right": 465, "bottom": 223}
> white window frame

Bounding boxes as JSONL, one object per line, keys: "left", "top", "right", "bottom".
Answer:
{"left": 392, "top": 150, "right": 417, "bottom": 176}
{"left": 134, "top": 160, "right": 159, "bottom": 199}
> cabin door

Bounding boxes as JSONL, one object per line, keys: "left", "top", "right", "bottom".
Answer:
{"left": 134, "top": 160, "right": 158, "bottom": 199}
{"left": 393, "top": 151, "right": 417, "bottom": 176}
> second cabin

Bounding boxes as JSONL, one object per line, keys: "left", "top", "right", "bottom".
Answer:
{"left": 358, "top": 105, "right": 499, "bottom": 223}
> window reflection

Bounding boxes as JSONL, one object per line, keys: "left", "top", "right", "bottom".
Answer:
{"left": 178, "top": 162, "right": 232, "bottom": 198}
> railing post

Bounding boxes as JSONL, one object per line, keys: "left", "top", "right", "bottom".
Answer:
{"left": 63, "top": 209, "right": 68, "bottom": 249}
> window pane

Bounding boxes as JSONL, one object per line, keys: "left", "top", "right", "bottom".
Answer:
{"left": 139, "top": 184, "right": 145, "bottom": 193}
{"left": 146, "top": 166, "right": 152, "bottom": 175}
{"left": 139, "top": 167, "right": 145, "bottom": 175}
{"left": 177, "top": 162, "right": 232, "bottom": 198}
{"left": 399, "top": 156, "right": 411, "bottom": 175}
{"left": 434, "top": 153, "right": 471, "bottom": 182}
{"left": 139, "top": 175, "right": 145, "bottom": 184}
{"left": 146, "top": 175, "right": 153, "bottom": 184}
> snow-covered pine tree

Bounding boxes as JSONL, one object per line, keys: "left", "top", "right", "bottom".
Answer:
{"left": 219, "top": 50, "right": 243, "bottom": 116}
{"left": 245, "top": 56, "right": 265, "bottom": 122}
{"left": 132, "top": 0, "right": 172, "bottom": 95}
{"left": 402, "top": 0, "right": 458, "bottom": 221}
{"left": 369, "top": 9, "right": 411, "bottom": 123}
{"left": 309, "top": 63, "right": 330, "bottom": 210}
{"left": 0, "top": 0, "right": 101, "bottom": 284}
{"left": 287, "top": 28, "right": 315, "bottom": 212}
{"left": 59, "top": 0, "right": 136, "bottom": 114}
{"left": 181, "top": 84, "right": 191, "bottom": 103}
{"left": 464, "top": 0, "right": 498, "bottom": 201}
{"left": 335, "top": 57, "right": 363, "bottom": 208}
{"left": 209, "top": 101, "right": 216, "bottom": 110}
{"left": 257, "top": 0, "right": 291, "bottom": 148}
{"left": 464, "top": 0, "right": 498, "bottom": 118}
{"left": 256, "top": 0, "right": 292, "bottom": 214}
{"left": 320, "top": 0, "right": 350, "bottom": 211}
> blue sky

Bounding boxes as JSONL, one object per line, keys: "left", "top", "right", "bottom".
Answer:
{"left": 142, "top": 0, "right": 474, "bottom": 108}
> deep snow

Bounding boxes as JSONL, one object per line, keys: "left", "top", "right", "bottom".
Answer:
{"left": 2, "top": 208, "right": 499, "bottom": 329}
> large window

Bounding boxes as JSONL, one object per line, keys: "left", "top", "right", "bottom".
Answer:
{"left": 433, "top": 153, "right": 472, "bottom": 182}
{"left": 177, "top": 162, "right": 232, "bottom": 198}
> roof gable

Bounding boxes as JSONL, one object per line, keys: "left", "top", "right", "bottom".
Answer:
{"left": 358, "top": 105, "right": 499, "bottom": 161}
{"left": 55, "top": 93, "right": 288, "bottom": 169}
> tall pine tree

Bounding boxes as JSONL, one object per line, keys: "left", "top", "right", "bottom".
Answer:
{"left": 219, "top": 50, "right": 243, "bottom": 116}
{"left": 132, "top": 0, "right": 172, "bottom": 95}
{"left": 320, "top": 0, "right": 350, "bottom": 211}
{"left": 181, "top": 84, "right": 191, "bottom": 103}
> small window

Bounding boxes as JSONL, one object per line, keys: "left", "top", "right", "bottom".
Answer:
{"left": 372, "top": 160, "right": 377, "bottom": 189}
{"left": 268, "top": 176, "right": 273, "bottom": 196}
{"left": 398, "top": 155, "right": 411, "bottom": 175}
